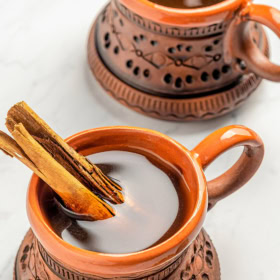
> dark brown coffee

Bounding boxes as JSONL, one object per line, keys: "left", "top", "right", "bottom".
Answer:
{"left": 44, "top": 150, "right": 190, "bottom": 254}
{"left": 149, "top": 0, "right": 225, "bottom": 9}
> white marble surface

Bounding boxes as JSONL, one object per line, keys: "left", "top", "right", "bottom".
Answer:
{"left": 0, "top": 0, "right": 280, "bottom": 279}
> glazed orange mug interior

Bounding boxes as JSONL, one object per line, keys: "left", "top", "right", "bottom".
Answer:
{"left": 120, "top": 0, "right": 280, "bottom": 81}
{"left": 27, "top": 126, "right": 264, "bottom": 278}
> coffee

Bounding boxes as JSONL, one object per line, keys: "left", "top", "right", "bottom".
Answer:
{"left": 149, "top": 0, "right": 225, "bottom": 9}
{"left": 44, "top": 150, "right": 190, "bottom": 254}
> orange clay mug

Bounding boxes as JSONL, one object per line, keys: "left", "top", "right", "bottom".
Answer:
{"left": 14, "top": 125, "right": 264, "bottom": 279}
{"left": 88, "top": 0, "right": 280, "bottom": 121}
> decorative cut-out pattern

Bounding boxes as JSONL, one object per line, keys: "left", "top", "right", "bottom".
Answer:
{"left": 88, "top": 17, "right": 269, "bottom": 121}
{"left": 101, "top": 4, "right": 225, "bottom": 73}
{"left": 14, "top": 229, "right": 220, "bottom": 280}
{"left": 96, "top": 2, "right": 264, "bottom": 95}
{"left": 178, "top": 230, "right": 218, "bottom": 280}
{"left": 17, "top": 233, "right": 50, "bottom": 280}
{"left": 88, "top": 1, "right": 269, "bottom": 120}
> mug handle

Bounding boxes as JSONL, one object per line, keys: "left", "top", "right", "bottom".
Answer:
{"left": 224, "top": 3, "right": 280, "bottom": 82}
{"left": 191, "top": 125, "right": 264, "bottom": 210}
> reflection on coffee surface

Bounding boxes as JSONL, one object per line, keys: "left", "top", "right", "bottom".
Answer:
{"left": 45, "top": 151, "right": 190, "bottom": 254}
{"left": 149, "top": 0, "right": 225, "bottom": 9}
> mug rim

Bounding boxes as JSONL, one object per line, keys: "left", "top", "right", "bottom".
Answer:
{"left": 118, "top": 0, "right": 245, "bottom": 25}
{"left": 27, "top": 126, "right": 207, "bottom": 276}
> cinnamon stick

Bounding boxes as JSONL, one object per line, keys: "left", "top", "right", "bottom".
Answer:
{"left": 0, "top": 101, "right": 124, "bottom": 221}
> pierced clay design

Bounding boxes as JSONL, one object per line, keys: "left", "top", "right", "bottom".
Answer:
{"left": 14, "top": 229, "right": 220, "bottom": 280}
{"left": 88, "top": 1, "right": 269, "bottom": 121}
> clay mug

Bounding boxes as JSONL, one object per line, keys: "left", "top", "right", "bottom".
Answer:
{"left": 88, "top": 0, "right": 280, "bottom": 121}
{"left": 14, "top": 125, "right": 264, "bottom": 279}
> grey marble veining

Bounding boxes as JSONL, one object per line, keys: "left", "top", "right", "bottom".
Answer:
{"left": 0, "top": 0, "right": 280, "bottom": 279}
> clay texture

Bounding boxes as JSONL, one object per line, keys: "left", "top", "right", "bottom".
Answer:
{"left": 88, "top": 1, "right": 269, "bottom": 121}
{"left": 14, "top": 229, "right": 220, "bottom": 280}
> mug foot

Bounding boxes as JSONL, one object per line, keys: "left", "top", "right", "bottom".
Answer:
{"left": 14, "top": 229, "right": 220, "bottom": 280}
{"left": 88, "top": 17, "right": 269, "bottom": 122}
